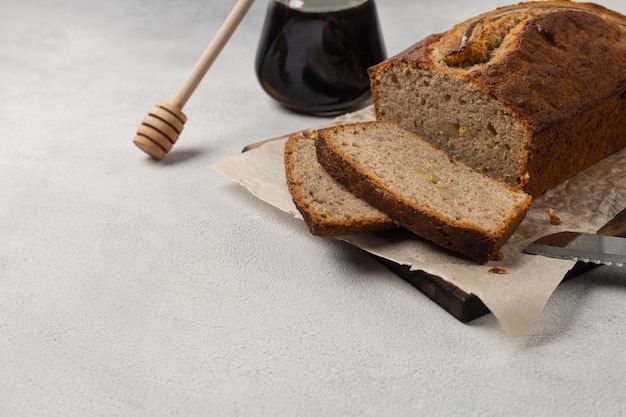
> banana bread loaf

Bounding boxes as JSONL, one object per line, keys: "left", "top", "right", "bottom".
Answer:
{"left": 369, "top": 1, "right": 626, "bottom": 197}
{"left": 316, "top": 121, "right": 532, "bottom": 264}
{"left": 284, "top": 130, "right": 396, "bottom": 237}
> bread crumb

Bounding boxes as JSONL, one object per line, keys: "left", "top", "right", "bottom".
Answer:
{"left": 548, "top": 208, "right": 561, "bottom": 225}
{"left": 490, "top": 251, "right": 504, "bottom": 261}
{"left": 488, "top": 266, "right": 508, "bottom": 274}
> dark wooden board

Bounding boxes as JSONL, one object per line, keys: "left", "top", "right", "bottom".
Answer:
{"left": 376, "top": 256, "right": 489, "bottom": 322}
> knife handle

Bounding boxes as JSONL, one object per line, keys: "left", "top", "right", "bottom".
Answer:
{"left": 597, "top": 208, "right": 626, "bottom": 237}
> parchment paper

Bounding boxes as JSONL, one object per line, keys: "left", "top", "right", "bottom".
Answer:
{"left": 211, "top": 106, "right": 626, "bottom": 337}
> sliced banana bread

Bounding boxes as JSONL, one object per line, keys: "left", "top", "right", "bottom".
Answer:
{"left": 316, "top": 121, "right": 532, "bottom": 264}
{"left": 284, "top": 130, "right": 396, "bottom": 237}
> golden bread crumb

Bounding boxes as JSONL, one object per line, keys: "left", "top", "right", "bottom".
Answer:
{"left": 548, "top": 208, "right": 561, "bottom": 225}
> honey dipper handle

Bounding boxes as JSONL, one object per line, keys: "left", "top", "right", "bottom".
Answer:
{"left": 172, "top": 0, "right": 256, "bottom": 109}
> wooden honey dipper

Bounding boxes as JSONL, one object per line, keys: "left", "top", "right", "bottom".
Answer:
{"left": 133, "top": 0, "right": 256, "bottom": 160}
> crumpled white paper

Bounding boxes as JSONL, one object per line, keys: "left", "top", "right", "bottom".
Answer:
{"left": 211, "top": 106, "right": 626, "bottom": 337}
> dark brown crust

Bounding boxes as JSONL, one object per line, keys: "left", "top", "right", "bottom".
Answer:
{"left": 368, "top": 1, "right": 626, "bottom": 197}
{"left": 473, "top": 9, "right": 626, "bottom": 127}
{"left": 316, "top": 122, "right": 531, "bottom": 264}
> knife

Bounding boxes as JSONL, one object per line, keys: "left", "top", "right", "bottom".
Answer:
{"left": 523, "top": 208, "right": 626, "bottom": 266}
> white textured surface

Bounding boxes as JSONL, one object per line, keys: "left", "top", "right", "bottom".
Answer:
{"left": 1, "top": 1, "right": 625, "bottom": 416}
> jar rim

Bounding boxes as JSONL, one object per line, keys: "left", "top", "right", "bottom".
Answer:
{"left": 275, "top": 0, "right": 369, "bottom": 13}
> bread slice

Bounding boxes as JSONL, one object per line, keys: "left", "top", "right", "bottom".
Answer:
{"left": 368, "top": 1, "right": 626, "bottom": 197}
{"left": 316, "top": 121, "right": 532, "bottom": 264}
{"left": 284, "top": 130, "right": 396, "bottom": 237}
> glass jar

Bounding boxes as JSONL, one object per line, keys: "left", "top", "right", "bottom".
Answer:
{"left": 255, "top": 0, "right": 386, "bottom": 116}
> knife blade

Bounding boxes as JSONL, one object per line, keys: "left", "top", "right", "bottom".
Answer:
{"left": 523, "top": 208, "right": 626, "bottom": 266}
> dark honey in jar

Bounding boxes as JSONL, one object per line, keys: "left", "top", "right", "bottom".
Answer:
{"left": 255, "top": 0, "right": 386, "bottom": 115}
